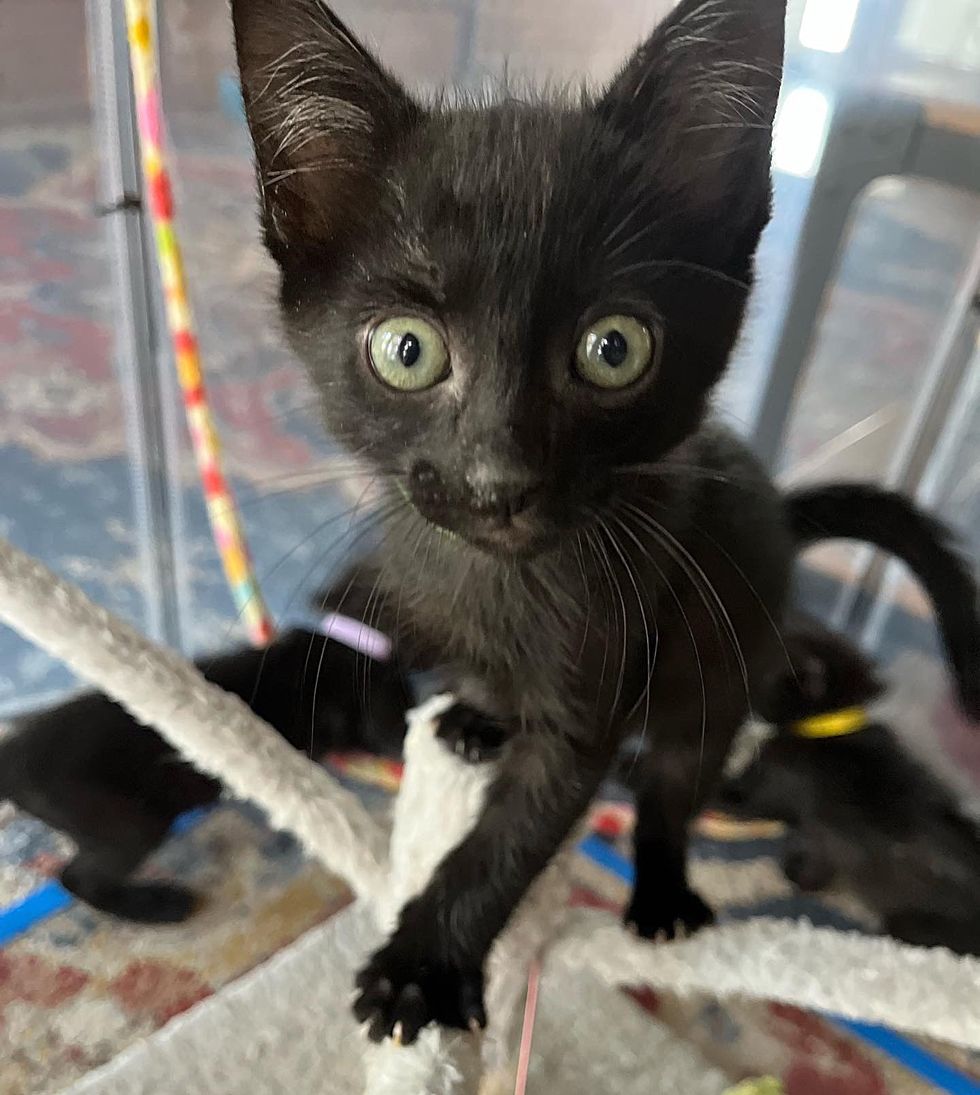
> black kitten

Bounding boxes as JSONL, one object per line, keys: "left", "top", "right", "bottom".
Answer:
{"left": 0, "top": 627, "right": 411, "bottom": 922}
{"left": 233, "top": 0, "right": 793, "bottom": 1042}
{"left": 227, "top": 0, "right": 980, "bottom": 1041}
{"left": 721, "top": 621, "right": 980, "bottom": 955}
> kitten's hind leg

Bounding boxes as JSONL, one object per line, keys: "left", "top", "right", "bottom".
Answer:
{"left": 626, "top": 708, "right": 744, "bottom": 939}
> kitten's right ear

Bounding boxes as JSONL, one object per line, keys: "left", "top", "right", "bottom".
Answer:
{"left": 231, "top": 0, "right": 420, "bottom": 264}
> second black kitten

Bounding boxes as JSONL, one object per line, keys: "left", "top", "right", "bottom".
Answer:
{"left": 721, "top": 621, "right": 980, "bottom": 955}
{"left": 0, "top": 626, "right": 412, "bottom": 922}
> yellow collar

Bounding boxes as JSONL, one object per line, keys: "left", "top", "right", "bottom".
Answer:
{"left": 791, "top": 705, "right": 869, "bottom": 739}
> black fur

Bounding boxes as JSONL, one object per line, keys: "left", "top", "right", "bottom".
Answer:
{"left": 721, "top": 620, "right": 980, "bottom": 956}
{"left": 0, "top": 628, "right": 411, "bottom": 922}
{"left": 788, "top": 484, "right": 980, "bottom": 719}
{"left": 233, "top": 0, "right": 791, "bottom": 1041}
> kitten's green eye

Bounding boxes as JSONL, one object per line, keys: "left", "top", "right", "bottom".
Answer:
{"left": 368, "top": 317, "right": 449, "bottom": 391}
{"left": 575, "top": 315, "right": 655, "bottom": 390}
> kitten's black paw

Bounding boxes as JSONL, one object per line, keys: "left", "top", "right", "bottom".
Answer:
{"left": 624, "top": 885, "right": 715, "bottom": 941}
{"left": 353, "top": 936, "right": 485, "bottom": 1044}
{"left": 436, "top": 703, "right": 507, "bottom": 764}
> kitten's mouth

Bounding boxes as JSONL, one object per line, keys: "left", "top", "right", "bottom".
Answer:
{"left": 418, "top": 508, "right": 556, "bottom": 558}
{"left": 407, "top": 496, "right": 556, "bottom": 558}
{"left": 405, "top": 462, "right": 559, "bottom": 558}
{"left": 463, "top": 515, "right": 556, "bottom": 558}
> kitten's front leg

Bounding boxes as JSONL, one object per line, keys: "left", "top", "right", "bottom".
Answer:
{"left": 353, "top": 727, "right": 606, "bottom": 1042}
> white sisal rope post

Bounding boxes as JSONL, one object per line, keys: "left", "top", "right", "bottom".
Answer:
{"left": 550, "top": 909, "right": 980, "bottom": 1049}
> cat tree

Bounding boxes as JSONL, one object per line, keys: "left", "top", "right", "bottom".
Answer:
{"left": 1, "top": 532, "right": 978, "bottom": 1094}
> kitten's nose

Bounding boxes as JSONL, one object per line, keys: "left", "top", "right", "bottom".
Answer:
{"left": 465, "top": 459, "right": 542, "bottom": 522}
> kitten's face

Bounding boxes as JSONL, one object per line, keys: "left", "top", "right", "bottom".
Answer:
{"left": 233, "top": 0, "right": 786, "bottom": 557}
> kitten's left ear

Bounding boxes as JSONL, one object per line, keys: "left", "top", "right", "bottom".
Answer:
{"left": 599, "top": 0, "right": 786, "bottom": 236}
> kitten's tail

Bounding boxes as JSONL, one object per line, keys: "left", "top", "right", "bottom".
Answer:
{"left": 786, "top": 483, "right": 980, "bottom": 720}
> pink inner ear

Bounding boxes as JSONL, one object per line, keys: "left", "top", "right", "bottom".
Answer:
{"left": 320, "top": 612, "right": 392, "bottom": 662}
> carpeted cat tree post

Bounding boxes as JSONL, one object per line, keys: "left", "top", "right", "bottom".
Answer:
{"left": 1, "top": 533, "right": 979, "bottom": 1095}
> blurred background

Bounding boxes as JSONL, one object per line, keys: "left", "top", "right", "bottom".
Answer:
{"left": 1, "top": 0, "right": 979, "bottom": 715}
{"left": 1, "top": 1, "right": 979, "bottom": 1092}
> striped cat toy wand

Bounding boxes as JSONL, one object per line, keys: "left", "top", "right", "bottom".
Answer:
{"left": 123, "top": 0, "right": 275, "bottom": 646}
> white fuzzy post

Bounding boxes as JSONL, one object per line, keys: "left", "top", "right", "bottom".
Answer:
{"left": 0, "top": 535, "right": 387, "bottom": 900}
{"left": 551, "top": 908, "right": 980, "bottom": 1048}
{"left": 378, "top": 695, "right": 494, "bottom": 933}
{"left": 0, "top": 535, "right": 487, "bottom": 1092}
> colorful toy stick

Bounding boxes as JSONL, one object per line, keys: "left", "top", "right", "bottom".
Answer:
{"left": 124, "top": 0, "right": 275, "bottom": 645}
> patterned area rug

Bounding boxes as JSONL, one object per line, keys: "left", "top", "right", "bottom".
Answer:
{"left": 2, "top": 753, "right": 978, "bottom": 1095}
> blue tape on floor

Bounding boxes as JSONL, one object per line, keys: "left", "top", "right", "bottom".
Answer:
{"left": 833, "top": 1017, "right": 980, "bottom": 1095}
{"left": 577, "top": 833, "right": 635, "bottom": 884}
{"left": 0, "top": 882, "right": 72, "bottom": 947}
{"left": 0, "top": 833, "right": 619, "bottom": 951}
{"left": 169, "top": 805, "right": 214, "bottom": 835}
{"left": 0, "top": 805, "right": 216, "bottom": 948}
